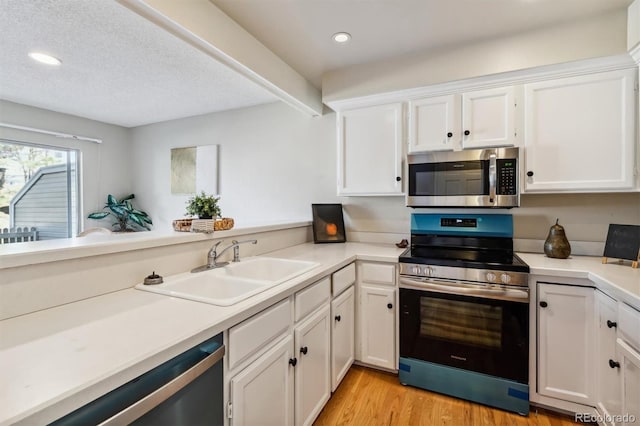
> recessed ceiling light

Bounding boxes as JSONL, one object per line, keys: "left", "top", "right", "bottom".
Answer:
{"left": 28, "top": 52, "right": 62, "bottom": 66}
{"left": 332, "top": 32, "right": 351, "bottom": 44}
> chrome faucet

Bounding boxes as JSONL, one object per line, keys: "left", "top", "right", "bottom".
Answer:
{"left": 192, "top": 239, "right": 258, "bottom": 273}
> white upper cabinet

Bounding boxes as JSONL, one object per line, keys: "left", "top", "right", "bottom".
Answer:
{"left": 408, "top": 86, "right": 517, "bottom": 153}
{"left": 462, "top": 86, "right": 517, "bottom": 149}
{"left": 337, "top": 103, "right": 404, "bottom": 196}
{"left": 408, "top": 94, "right": 460, "bottom": 152}
{"left": 523, "top": 69, "right": 637, "bottom": 192}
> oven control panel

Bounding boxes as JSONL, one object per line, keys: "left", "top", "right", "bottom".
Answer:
{"left": 399, "top": 262, "right": 528, "bottom": 287}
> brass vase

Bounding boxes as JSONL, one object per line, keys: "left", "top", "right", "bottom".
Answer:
{"left": 544, "top": 219, "right": 571, "bottom": 259}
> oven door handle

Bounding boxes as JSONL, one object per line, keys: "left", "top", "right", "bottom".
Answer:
{"left": 399, "top": 277, "right": 529, "bottom": 303}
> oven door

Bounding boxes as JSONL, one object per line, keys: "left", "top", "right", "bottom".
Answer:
{"left": 399, "top": 277, "right": 529, "bottom": 384}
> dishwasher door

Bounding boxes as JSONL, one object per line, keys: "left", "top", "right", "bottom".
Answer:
{"left": 51, "top": 333, "right": 224, "bottom": 426}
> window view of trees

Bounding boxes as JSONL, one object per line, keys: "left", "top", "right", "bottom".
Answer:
{"left": 0, "top": 140, "right": 78, "bottom": 239}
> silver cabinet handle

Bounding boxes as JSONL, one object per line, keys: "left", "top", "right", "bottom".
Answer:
{"left": 99, "top": 344, "right": 225, "bottom": 426}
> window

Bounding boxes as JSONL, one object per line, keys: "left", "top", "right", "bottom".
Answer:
{"left": 0, "top": 139, "right": 80, "bottom": 240}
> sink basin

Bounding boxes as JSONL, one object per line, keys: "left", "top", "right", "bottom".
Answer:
{"left": 135, "top": 257, "right": 320, "bottom": 306}
{"left": 136, "top": 274, "right": 270, "bottom": 306}
{"left": 217, "top": 257, "right": 320, "bottom": 283}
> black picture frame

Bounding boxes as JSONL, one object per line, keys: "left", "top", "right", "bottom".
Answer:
{"left": 312, "top": 204, "right": 346, "bottom": 243}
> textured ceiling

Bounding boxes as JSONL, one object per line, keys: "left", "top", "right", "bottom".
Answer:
{"left": 212, "top": 0, "right": 633, "bottom": 88}
{"left": 0, "top": 0, "right": 278, "bottom": 128}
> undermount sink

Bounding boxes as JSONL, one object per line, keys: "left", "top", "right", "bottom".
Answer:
{"left": 135, "top": 257, "right": 320, "bottom": 306}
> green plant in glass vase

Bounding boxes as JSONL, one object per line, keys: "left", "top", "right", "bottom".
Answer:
{"left": 186, "top": 192, "right": 221, "bottom": 219}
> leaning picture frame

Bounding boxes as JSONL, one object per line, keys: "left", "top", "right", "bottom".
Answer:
{"left": 312, "top": 204, "right": 346, "bottom": 243}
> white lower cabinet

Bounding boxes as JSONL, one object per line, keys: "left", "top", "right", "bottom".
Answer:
{"left": 229, "top": 335, "right": 294, "bottom": 426}
{"left": 358, "top": 285, "right": 396, "bottom": 370}
{"left": 331, "top": 285, "right": 355, "bottom": 391}
{"left": 596, "top": 290, "right": 622, "bottom": 424}
{"left": 618, "top": 302, "right": 640, "bottom": 426}
{"left": 294, "top": 304, "right": 331, "bottom": 426}
{"left": 228, "top": 261, "right": 395, "bottom": 425}
{"left": 618, "top": 338, "right": 640, "bottom": 426}
{"left": 359, "top": 284, "right": 395, "bottom": 369}
{"left": 357, "top": 261, "right": 397, "bottom": 370}
{"left": 537, "top": 282, "right": 595, "bottom": 405}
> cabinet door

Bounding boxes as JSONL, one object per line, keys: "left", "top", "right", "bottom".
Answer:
{"left": 337, "top": 103, "right": 404, "bottom": 195}
{"left": 461, "top": 86, "right": 516, "bottom": 149}
{"left": 408, "top": 94, "right": 460, "bottom": 152}
{"left": 618, "top": 339, "right": 640, "bottom": 426}
{"left": 359, "top": 284, "right": 396, "bottom": 370}
{"left": 523, "top": 69, "right": 636, "bottom": 192}
{"left": 294, "top": 305, "right": 331, "bottom": 426}
{"left": 331, "top": 286, "right": 355, "bottom": 391}
{"left": 596, "top": 291, "right": 622, "bottom": 422}
{"left": 230, "top": 335, "right": 294, "bottom": 426}
{"left": 537, "top": 283, "right": 595, "bottom": 405}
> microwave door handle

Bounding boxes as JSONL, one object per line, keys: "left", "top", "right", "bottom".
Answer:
{"left": 488, "top": 154, "right": 497, "bottom": 203}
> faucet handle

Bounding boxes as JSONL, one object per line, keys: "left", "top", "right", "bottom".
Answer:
{"left": 210, "top": 240, "right": 223, "bottom": 255}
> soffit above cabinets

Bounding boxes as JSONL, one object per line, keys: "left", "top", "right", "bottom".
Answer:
{"left": 211, "top": 0, "right": 633, "bottom": 89}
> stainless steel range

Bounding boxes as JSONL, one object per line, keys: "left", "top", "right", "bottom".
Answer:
{"left": 398, "top": 213, "right": 530, "bottom": 415}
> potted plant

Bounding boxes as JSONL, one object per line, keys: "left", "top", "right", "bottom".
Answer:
{"left": 88, "top": 194, "right": 152, "bottom": 232}
{"left": 186, "top": 191, "right": 221, "bottom": 219}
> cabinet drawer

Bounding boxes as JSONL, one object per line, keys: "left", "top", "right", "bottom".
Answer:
{"left": 295, "top": 276, "right": 330, "bottom": 322}
{"left": 619, "top": 303, "right": 640, "bottom": 351}
{"left": 229, "top": 298, "right": 291, "bottom": 370}
{"left": 332, "top": 263, "right": 356, "bottom": 296}
{"left": 359, "top": 262, "right": 395, "bottom": 286}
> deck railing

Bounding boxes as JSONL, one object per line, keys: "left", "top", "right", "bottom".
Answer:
{"left": 0, "top": 227, "right": 38, "bottom": 244}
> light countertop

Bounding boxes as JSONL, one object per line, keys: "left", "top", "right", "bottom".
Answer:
{"left": 0, "top": 242, "right": 403, "bottom": 425}
{"left": 518, "top": 253, "right": 640, "bottom": 310}
{"left": 1, "top": 243, "right": 639, "bottom": 425}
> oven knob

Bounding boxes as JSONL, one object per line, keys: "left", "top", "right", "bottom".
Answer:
{"left": 412, "top": 266, "right": 420, "bottom": 275}
{"left": 424, "top": 266, "right": 433, "bottom": 277}
{"left": 486, "top": 272, "right": 496, "bottom": 282}
{"left": 501, "top": 273, "right": 512, "bottom": 284}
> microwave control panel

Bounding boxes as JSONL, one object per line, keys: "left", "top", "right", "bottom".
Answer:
{"left": 496, "top": 159, "right": 517, "bottom": 195}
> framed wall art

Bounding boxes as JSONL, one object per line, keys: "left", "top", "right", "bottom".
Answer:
{"left": 312, "top": 204, "right": 346, "bottom": 243}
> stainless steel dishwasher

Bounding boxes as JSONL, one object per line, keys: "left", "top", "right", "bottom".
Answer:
{"left": 50, "top": 333, "right": 224, "bottom": 426}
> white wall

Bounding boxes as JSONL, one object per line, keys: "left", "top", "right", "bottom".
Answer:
{"left": 629, "top": 0, "right": 640, "bottom": 50}
{"left": 0, "top": 100, "right": 132, "bottom": 231}
{"left": 129, "top": 99, "right": 640, "bottom": 249}
{"left": 130, "top": 101, "right": 338, "bottom": 230}
{"left": 323, "top": 9, "right": 628, "bottom": 102}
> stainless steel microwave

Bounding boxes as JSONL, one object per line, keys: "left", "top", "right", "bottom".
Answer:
{"left": 407, "top": 147, "right": 520, "bottom": 208}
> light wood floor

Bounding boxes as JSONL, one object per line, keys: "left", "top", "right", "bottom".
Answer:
{"left": 314, "top": 366, "right": 582, "bottom": 426}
